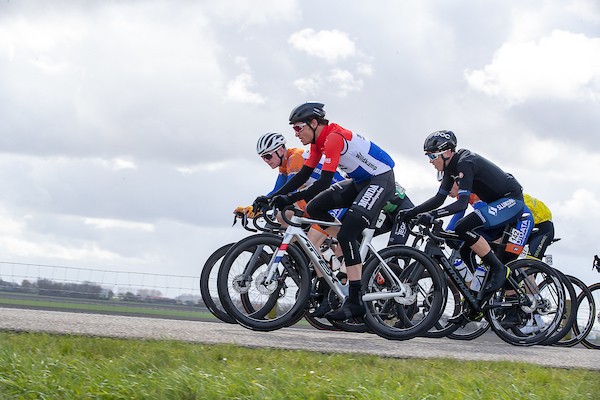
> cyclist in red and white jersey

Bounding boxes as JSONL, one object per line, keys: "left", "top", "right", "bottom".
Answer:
{"left": 268, "top": 102, "right": 396, "bottom": 320}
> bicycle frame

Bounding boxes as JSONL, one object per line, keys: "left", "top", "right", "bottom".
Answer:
{"left": 421, "top": 222, "right": 534, "bottom": 312}
{"left": 263, "top": 211, "right": 407, "bottom": 302}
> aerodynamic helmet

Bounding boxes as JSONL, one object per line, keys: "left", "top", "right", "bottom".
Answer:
{"left": 423, "top": 130, "right": 457, "bottom": 153}
{"left": 289, "top": 102, "right": 326, "bottom": 124}
{"left": 256, "top": 132, "right": 286, "bottom": 156}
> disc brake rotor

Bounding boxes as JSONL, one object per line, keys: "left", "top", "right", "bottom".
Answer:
{"left": 255, "top": 271, "right": 278, "bottom": 295}
{"left": 232, "top": 274, "right": 251, "bottom": 294}
{"left": 394, "top": 284, "right": 416, "bottom": 305}
{"left": 520, "top": 294, "right": 537, "bottom": 313}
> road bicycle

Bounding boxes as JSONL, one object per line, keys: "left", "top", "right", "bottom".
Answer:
{"left": 392, "top": 218, "right": 569, "bottom": 346}
{"left": 216, "top": 206, "right": 446, "bottom": 340}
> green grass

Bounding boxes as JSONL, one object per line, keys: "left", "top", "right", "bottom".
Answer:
{"left": 0, "top": 332, "right": 598, "bottom": 399}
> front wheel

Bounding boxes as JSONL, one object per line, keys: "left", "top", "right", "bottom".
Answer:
{"left": 579, "top": 282, "right": 600, "bottom": 350}
{"left": 199, "top": 243, "right": 237, "bottom": 324}
{"left": 362, "top": 245, "right": 445, "bottom": 341}
{"left": 217, "top": 233, "right": 311, "bottom": 331}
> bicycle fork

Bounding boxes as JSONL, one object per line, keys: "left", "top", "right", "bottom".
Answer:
{"left": 361, "top": 244, "right": 411, "bottom": 303}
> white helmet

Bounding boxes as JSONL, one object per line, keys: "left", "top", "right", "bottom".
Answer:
{"left": 256, "top": 132, "right": 286, "bottom": 156}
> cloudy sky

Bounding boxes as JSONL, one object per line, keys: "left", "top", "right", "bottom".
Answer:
{"left": 0, "top": 0, "right": 599, "bottom": 293}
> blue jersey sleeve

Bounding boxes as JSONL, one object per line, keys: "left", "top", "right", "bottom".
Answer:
{"left": 267, "top": 173, "right": 288, "bottom": 196}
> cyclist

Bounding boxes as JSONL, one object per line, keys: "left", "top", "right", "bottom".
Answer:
{"left": 238, "top": 132, "right": 348, "bottom": 318}
{"left": 446, "top": 184, "right": 552, "bottom": 261}
{"left": 267, "top": 101, "right": 396, "bottom": 321}
{"left": 377, "top": 183, "right": 415, "bottom": 246}
{"left": 401, "top": 130, "right": 526, "bottom": 321}
{"left": 523, "top": 193, "right": 554, "bottom": 260}
{"left": 234, "top": 132, "right": 346, "bottom": 223}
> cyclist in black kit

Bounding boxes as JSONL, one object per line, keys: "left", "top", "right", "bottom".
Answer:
{"left": 401, "top": 130, "right": 526, "bottom": 321}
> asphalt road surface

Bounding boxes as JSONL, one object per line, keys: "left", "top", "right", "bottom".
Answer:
{"left": 1, "top": 308, "right": 598, "bottom": 370}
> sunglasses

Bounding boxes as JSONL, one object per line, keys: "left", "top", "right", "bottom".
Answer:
{"left": 261, "top": 152, "right": 276, "bottom": 160}
{"left": 426, "top": 151, "right": 446, "bottom": 160}
{"left": 292, "top": 123, "right": 307, "bottom": 133}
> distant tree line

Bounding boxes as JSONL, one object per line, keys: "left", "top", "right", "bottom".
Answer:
{"left": 0, "top": 277, "right": 202, "bottom": 306}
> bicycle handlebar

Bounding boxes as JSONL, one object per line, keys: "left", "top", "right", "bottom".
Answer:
{"left": 279, "top": 205, "right": 305, "bottom": 227}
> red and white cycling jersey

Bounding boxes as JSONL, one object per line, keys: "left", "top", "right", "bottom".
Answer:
{"left": 304, "top": 123, "right": 395, "bottom": 183}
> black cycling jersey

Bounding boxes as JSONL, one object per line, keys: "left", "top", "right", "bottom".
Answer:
{"left": 415, "top": 149, "right": 523, "bottom": 218}
{"left": 443, "top": 149, "right": 522, "bottom": 202}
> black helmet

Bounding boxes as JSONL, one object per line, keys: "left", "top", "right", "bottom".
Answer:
{"left": 289, "top": 102, "right": 326, "bottom": 124}
{"left": 423, "top": 130, "right": 457, "bottom": 152}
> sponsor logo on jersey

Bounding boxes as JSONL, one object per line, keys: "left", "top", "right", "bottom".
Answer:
{"left": 357, "top": 185, "right": 384, "bottom": 210}
{"left": 495, "top": 198, "right": 516, "bottom": 211}
{"left": 356, "top": 152, "right": 378, "bottom": 171}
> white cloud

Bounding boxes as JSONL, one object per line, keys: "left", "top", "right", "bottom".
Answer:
{"left": 567, "top": 0, "right": 600, "bottom": 23}
{"left": 327, "top": 69, "right": 364, "bottom": 97}
{"left": 225, "top": 73, "right": 266, "bottom": 104}
{"left": 465, "top": 30, "right": 600, "bottom": 104}
{"left": 554, "top": 189, "right": 600, "bottom": 218}
{"left": 293, "top": 69, "right": 364, "bottom": 97}
{"left": 293, "top": 75, "right": 321, "bottom": 96}
{"left": 288, "top": 29, "right": 357, "bottom": 63}
{"left": 84, "top": 217, "right": 154, "bottom": 232}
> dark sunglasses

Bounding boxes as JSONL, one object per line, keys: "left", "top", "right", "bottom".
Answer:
{"left": 261, "top": 152, "right": 276, "bottom": 160}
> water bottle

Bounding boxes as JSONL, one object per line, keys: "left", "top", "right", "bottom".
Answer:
{"left": 470, "top": 266, "right": 487, "bottom": 292}
{"left": 454, "top": 258, "right": 473, "bottom": 283}
{"left": 322, "top": 248, "right": 341, "bottom": 271}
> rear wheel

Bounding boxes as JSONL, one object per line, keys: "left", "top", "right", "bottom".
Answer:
{"left": 486, "top": 258, "right": 567, "bottom": 346}
{"left": 538, "top": 268, "right": 577, "bottom": 345}
{"left": 553, "top": 274, "right": 595, "bottom": 347}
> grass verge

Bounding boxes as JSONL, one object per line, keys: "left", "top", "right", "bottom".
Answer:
{"left": 0, "top": 331, "right": 598, "bottom": 399}
{"left": 0, "top": 297, "right": 213, "bottom": 320}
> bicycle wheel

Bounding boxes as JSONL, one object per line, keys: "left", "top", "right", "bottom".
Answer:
{"left": 423, "top": 277, "right": 462, "bottom": 338}
{"left": 217, "top": 233, "right": 311, "bottom": 331}
{"left": 362, "top": 245, "right": 445, "bottom": 341}
{"left": 199, "top": 243, "right": 237, "bottom": 324}
{"left": 303, "top": 275, "right": 340, "bottom": 331}
{"left": 486, "top": 258, "right": 567, "bottom": 346}
{"left": 447, "top": 319, "right": 490, "bottom": 341}
{"left": 580, "top": 282, "right": 600, "bottom": 350}
{"left": 554, "top": 274, "right": 595, "bottom": 347}
{"left": 538, "top": 268, "right": 577, "bottom": 345}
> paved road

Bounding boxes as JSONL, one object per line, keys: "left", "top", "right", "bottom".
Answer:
{"left": 1, "top": 308, "right": 598, "bottom": 370}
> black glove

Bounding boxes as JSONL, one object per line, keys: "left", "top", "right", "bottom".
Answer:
{"left": 398, "top": 207, "right": 419, "bottom": 222}
{"left": 270, "top": 194, "right": 293, "bottom": 210}
{"left": 416, "top": 212, "right": 435, "bottom": 226}
{"left": 252, "top": 195, "right": 271, "bottom": 212}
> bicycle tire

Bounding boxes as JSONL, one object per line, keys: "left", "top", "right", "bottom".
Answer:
{"left": 539, "top": 268, "right": 577, "bottom": 345}
{"left": 447, "top": 319, "right": 490, "bottom": 341}
{"left": 579, "top": 282, "right": 600, "bottom": 350}
{"left": 362, "top": 245, "right": 446, "bottom": 341}
{"left": 199, "top": 243, "right": 237, "bottom": 324}
{"left": 217, "top": 233, "right": 311, "bottom": 331}
{"left": 423, "top": 277, "right": 462, "bottom": 338}
{"left": 554, "top": 274, "right": 596, "bottom": 347}
{"left": 486, "top": 258, "right": 567, "bottom": 346}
